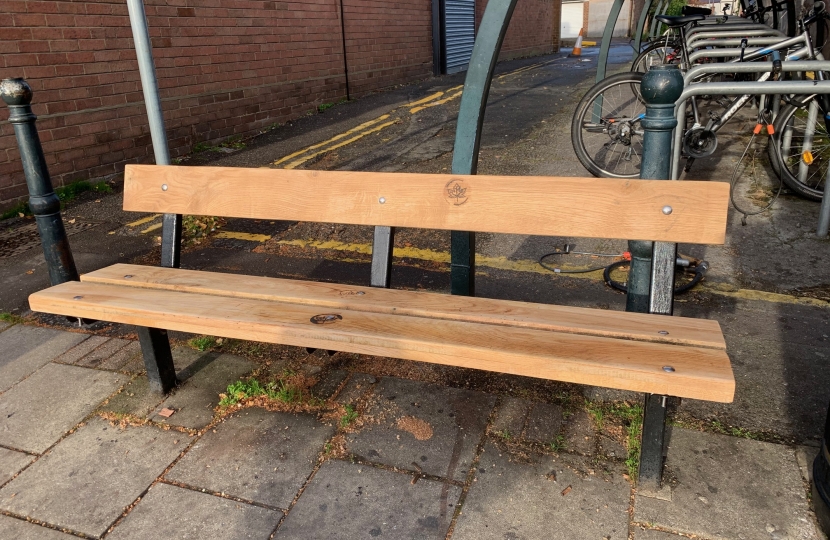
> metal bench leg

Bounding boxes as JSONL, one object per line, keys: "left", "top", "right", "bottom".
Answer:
{"left": 370, "top": 226, "right": 395, "bottom": 288}
{"left": 639, "top": 393, "right": 668, "bottom": 491}
{"left": 137, "top": 327, "right": 178, "bottom": 394}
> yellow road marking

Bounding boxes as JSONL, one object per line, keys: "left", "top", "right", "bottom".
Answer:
{"left": 126, "top": 214, "right": 161, "bottom": 227}
{"left": 283, "top": 120, "right": 398, "bottom": 169}
{"left": 215, "top": 231, "right": 272, "bottom": 242}
{"left": 408, "top": 91, "right": 445, "bottom": 108}
{"left": 273, "top": 114, "right": 391, "bottom": 166}
{"left": 410, "top": 91, "right": 463, "bottom": 114}
{"left": 141, "top": 223, "right": 163, "bottom": 234}
{"left": 276, "top": 239, "right": 830, "bottom": 309}
{"left": 271, "top": 59, "right": 562, "bottom": 167}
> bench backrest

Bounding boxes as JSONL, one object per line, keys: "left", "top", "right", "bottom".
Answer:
{"left": 124, "top": 165, "right": 729, "bottom": 244}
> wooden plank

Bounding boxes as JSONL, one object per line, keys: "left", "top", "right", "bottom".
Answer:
{"left": 84, "top": 264, "right": 726, "bottom": 350}
{"left": 123, "top": 165, "right": 729, "bottom": 244}
{"left": 30, "top": 281, "right": 735, "bottom": 402}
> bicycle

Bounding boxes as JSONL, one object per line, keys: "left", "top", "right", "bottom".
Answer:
{"left": 571, "top": 3, "right": 829, "bottom": 180}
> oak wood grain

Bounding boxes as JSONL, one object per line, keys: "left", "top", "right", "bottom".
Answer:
{"left": 30, "top": 281, "right": 735, "bottom": 402}
{"left": 123, "top": 165, "right": 729, "bottom": 244}
{"left": 83, "top": 264, "right": 726, "bottom": 350}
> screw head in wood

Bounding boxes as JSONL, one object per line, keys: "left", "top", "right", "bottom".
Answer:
{"left": 662, "top": 205, "right": 673, "bottom": 215}
{"left": 663, "top": 366, "right": 675, "bottom": 372}
{"left": 73, "top": 296, "right": 83, "bottom": 300}
{"left": 124, "top": 275, "right": 133, "bottom": 279}
{"left": 658, "top": 330, "right": 669, "bottom": 335}
{"left": 379, "top": 197, "right": 386, "bottom": 204}
{"left": 161, "top": 184, "right": 168, "bottom": 191}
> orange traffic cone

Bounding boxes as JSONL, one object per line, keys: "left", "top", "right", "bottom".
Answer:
{"left": 570, "top": 28, "right": 584, "bottom": 57}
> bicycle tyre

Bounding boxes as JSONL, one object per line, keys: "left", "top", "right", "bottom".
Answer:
{"left": 630, "top": 40, "right": 679, "bottom": 73}
{"left": 767, "top": 97, "right": 829, "bottom": 201}
{"left": 571, "top": 72, "right": 645, "bottom": 178}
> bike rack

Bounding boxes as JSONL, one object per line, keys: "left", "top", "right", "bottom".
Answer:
{"left": 671, "top": 65, "right": 830, "bottom": 181}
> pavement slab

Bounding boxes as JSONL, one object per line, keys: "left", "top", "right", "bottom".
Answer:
{"left": 0, "top": 417, "right": 191, "bottom": 539}
{"left": 53, "top": 335, "right": 109, "bottom": 365}
{"left": 490, "top": 397, "right": 531, "bottom": 439}
{"left": 334, "top": 373, "right": 377, "bottom": 405}
{"left": 0, "top": 325, "right": 89, "bottom": 393}
{"left": 166, "top": 408, "right": 335, "bottom": 509}
{"left": 150, "top": 352, "right": 255, "bottom": 429}
{"left": 633, "top": 529, "right": 687, "bottom": 540}
{"left": 106, "top": 482, "right": 282, "bottom": 540}
{"left": 346, "top": 377, "right": 495, "bottom": 481}
{"left": 0, "top": 446, "right": 34, "bottom": 486}
{"left": 634, "top": 428, "right": 819, "bottom": 540}
{"left": 561, "top": 409, "right": 597, "bottom": 456}
{"left": 525, "top": 402, "right": 563, "bottom": 444}
{"left": 0, "top": 515, "right": 77, "bottom": 539}
{"left": 275, "top": 459, "right": 461, "bottom": 539}
{"left": 0, "top": 363, "right": 128, "bottom": 453}
{"left": 74, "top": 338, "right": 136, "bottom": 370}
{"left": 452, "top": 442, "right": 631, "bottom": 540}
{"left": 311, "top": 369, "right": 348, "bottom": 400}
{"left": 97, "top": 346, "right": 219, "bottom": 419}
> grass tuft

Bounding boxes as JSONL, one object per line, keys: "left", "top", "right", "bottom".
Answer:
{"left": 340, "top": 404, "right": 359, "bottom": 427}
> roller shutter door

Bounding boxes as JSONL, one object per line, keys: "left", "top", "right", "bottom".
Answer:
{"left": 444, "top": 0, "right": 476, "bottom": 74}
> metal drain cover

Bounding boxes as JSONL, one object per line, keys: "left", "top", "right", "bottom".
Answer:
{"left": 0, "top": 220, "right": 99, "bottom": 259}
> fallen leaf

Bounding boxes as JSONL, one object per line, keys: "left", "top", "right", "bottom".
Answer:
{"left": 561, "top": 485, "right": 572, "bottom": 496}
{"left": 67, "top": 218, "right": 76, "bottom": 224}
{"left": 25, "top": 269, "right": 34, "bottom": 275}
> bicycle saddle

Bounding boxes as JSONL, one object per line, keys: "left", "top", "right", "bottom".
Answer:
{"left": 655, "top": 14, "right": 706, "bottom": 27}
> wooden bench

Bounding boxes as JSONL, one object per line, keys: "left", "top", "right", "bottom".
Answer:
{"left": 29, "top": 164, "right": 734, "bottom": 487}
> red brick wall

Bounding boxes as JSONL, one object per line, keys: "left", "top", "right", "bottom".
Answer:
{"left": 476, "top": 0, "right": 558, "bottom": 60}
{"left": 0, "top": 0, "right": 556, "bottom": 212}
{"left": 0, "top": 0, "right": 353, "bottom": 210}
{"left": 343, "top": 0, "right": 433, "bottom": 97}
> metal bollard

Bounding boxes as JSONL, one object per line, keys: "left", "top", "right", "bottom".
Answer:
{"left": 1, "top": 78, "right": 79, "bottom": 286}
{"left": 632, "top": 64, "right": 684, "bottom": 492}
{"left": 626, "top": 64, "right": 684, "bottom": 313}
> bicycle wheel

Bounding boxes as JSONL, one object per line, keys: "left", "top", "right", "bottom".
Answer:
{"left": 571, "top": 72, "right": 645, "bottom": 178}
{"left": 768, "top": 96, "right": 829, "bottom": 201}
{"left": 631, "top": 40, "right": 680, "bottom": 73}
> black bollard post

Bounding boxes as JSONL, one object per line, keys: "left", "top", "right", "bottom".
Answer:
{"left": 1, "top": 78, "right": 79, "bottom": 286}
{"left": 632, "top": 64, "right": 684, "bottom": 492}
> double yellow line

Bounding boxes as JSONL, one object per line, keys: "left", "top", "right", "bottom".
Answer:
{"left": 270, "top": 58, "right": 563, "bottom": 170}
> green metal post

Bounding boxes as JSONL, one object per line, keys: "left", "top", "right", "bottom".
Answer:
{"left": 450, "top": 0, "right": 518, "bottom": 296}
{"left": 1, "top": 78, "right": 79, "bottom": 286}
{"left": 595, "top": 0, "right": 627, "bottom": 83}
{"left": 633, "top": 0, "right": 656, "bottom": 53}
{"left": 634, "top": 64, "right": 684, "bottom": 493}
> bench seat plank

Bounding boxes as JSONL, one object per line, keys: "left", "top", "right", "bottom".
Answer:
{"left": 83, "top": 264, "right": 726, "bottom": 350}
{"left": 30, "top": 279, "right": 735, "bottom": 403}
{"left": 124, "top": 165, "right": 730, "bottom": 244}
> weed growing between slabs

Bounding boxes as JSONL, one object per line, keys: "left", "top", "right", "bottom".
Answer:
{"left": 0, "top": 312, "right": 24, "bottom": 325}
{"left": 586, "top": 400, "right": 644, "bottom": 481}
